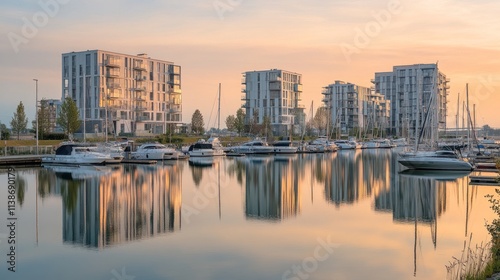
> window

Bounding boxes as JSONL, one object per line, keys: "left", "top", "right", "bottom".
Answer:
{"left": 85, "top": 54, "right": 90, "bottom": 75}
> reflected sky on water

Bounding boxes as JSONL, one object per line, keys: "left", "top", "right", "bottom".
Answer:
{"left": 0, "top": 150, "right": 497, "bottom": 280}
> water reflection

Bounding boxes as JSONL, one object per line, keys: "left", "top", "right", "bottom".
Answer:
{"left": 240, "top": 155, "right": 301, "bottom": 221}
{"left": 38, "top": 164, "right": 182, "bottom": 249}
{"left": 324, "top": 149, "right": 392, "bottom": 207}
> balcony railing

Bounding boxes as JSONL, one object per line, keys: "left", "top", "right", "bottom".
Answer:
{"left": 134, "top": 106, "right": 147, "bottom": 111}
{"left": 294, "top": 83, "right": 303, "bottom": 92}
{"left": 133, "top": 64, "right": 146, "bottom": 72}
{"left": 107, "top": 83, "right": 121, "bottom": 89}
{"left": 105, "top": 59, "right": 120, "bottom": 68}
{"left": 136, "top": 116, "right": 150, "bottom": 122}
{"left": 106, "top": 71, "right": 120, "bottom": 78}
{"left": 132, "top": 87, "right": 146, "bottom": 92}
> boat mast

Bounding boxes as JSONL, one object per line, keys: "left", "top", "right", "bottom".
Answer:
{"left": 218, "top": 83, "right": 221, "bottom": 134}
{"left": 456, "top": 93, "right": 459, "bottom": 140}
{"left": 466, "top": 84, "right": 470, "bottom": 153}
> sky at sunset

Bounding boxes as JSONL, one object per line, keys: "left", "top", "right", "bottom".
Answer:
{"left": 1, "top": 0, "right": 499, "bottom": 129}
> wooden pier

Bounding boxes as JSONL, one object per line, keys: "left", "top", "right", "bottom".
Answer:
{"left": 0, "top": 155, "right": 46, "bottom": 167}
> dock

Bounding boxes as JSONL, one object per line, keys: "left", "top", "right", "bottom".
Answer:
{"left": 0, "top": 155, "right": 46, "bottom": 167}
{"left": 469, "top": 176, "right": 500, "bottom": 186}
{"left": 121, "top": 159, "right": 158, "bottom": 164}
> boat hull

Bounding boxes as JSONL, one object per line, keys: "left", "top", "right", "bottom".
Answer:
{"left": 398, "top": 156, "right": 473, "bottom": 171}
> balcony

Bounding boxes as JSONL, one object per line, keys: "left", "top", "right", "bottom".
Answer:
{"left": 136, "top": 94, "right": 146, "bottom": 101}
{"left": 132, "top": 87, "right": 146, "bottom": 92}
{"left": 294, "top": 83, "right": 303, "bottom": 92}
{"left": 241, "top": 94, "right": 248, "bottom": 100}
{"left": 269, "top": 76, "right": 281, "bottom": 82}
{"left": 107, "top": 92, "right": 121, "bottom": 99}
{"left": 321, "top": 89, "right": 330, "bottom": 95}
{"left": 136, "top": 116, "right": 150, "bottom": 122}
{"left": 269, "top": 83, "right": 281, "bottom": 91}
{"left": 107, "top": 83, "right": 121, "bottom": 89}
{"left": 105, "top": 59, "right": 120, "bottom": 68}
{"left": 133, "top": 64, "right": 146, "bottom": 72}
{"left": 106, "top": 71, "right": 120, "bottom": 78}
{"left": 134, "top": 106, "right": 147, "bottom": 111}
{"left": 241, "top": 77, "right": 246, "bottom": 84}
{"left": 135, "top": 76, "right": 147, "bottom": 81}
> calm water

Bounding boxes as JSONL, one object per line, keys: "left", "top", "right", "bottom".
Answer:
{"left": 0, "top": 149, "right": 497, "bottom": 280}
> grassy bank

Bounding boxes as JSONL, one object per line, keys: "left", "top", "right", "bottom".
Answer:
{"left": 447, "top": 162, "right": 500, "bottom": 280}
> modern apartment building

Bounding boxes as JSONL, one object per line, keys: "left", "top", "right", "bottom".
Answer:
{"left": 242, "top": 69, "right": 304, "bottom": 136}
{"left": 62, "top": 50, "right": 182, "bottom": 136}
{"left": 373, "top": 63, "right": 448, "bottom": 138}
{"left": 321, "top": 81, "right": 390, "bottom": 136}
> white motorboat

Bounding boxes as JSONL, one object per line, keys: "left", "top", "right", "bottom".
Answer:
{"left": 398, "top": 150, "right": 473, "bottom": 171}
{"left": 42, "top": 143, "right": 112, "bottom": 165}
{"left": 334, "top": 140, "right": 355, "bottom": 150}
{"left": 188, "top": 138, "right": 226, "bottom": 157}
{"left": 361, "top": 140, "right": 380, "bottom": 149}
{"left": 349, "top": 140, "right": 362, "bottom": 149}
{"left": 272, "top": 140, "right": 298, "bottom": 154}
{"left": 307, "top": 136, "right": 338, "bottom": 152}
{"left": 374, "top": 139, "right": 394, "bottom": 149}
{"left": 131, "top": 143, "right": 185, "bottom": 160}
{"left": 90, "top": 142, "right": 125, "bottom": 163}
{"left": 230, "top": 139, "right": 274, "bottom": 155}
{"left": 207, "top": 137, "right": 226, "bottom": 156}
{"left": 392, "top": 138, "right": 408, "bottom": 147}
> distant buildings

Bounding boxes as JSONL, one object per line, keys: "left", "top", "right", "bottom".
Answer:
{"left": 242, "top": 69, "right": 305, "bottom": 136}
{"left": 373, "top": 63, "right": 448, "bottom": 138}
{"left": 321, "top": 81, "right": 390, "bottom": 136}
{"left": 61, "top": 50, "right": 182, "bottom": 136}
{"left": 40, "top": 98, "right": 62, "bottom": 133}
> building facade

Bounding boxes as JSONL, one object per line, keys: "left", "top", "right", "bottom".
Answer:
{"left": 322, "top": 81, "right": 390, "bottom": 137}
{"left": 62, "top": 50, "right": 182, "bottom": 136}
{"left": 373, "top": 63, "right": 448, "bottom": 138}
{"left": 242, "top": 69, "right": 304, "bottom": 136}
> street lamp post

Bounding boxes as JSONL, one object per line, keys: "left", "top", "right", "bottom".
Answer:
{"left": 83, "top": 76, "right": 86, "bottom": 142}
{"left": 33, "top": 79, "right": 39, "bottom": 155}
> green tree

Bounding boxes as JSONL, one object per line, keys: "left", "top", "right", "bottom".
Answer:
{"left": 225, "top": 115, "right": 236, "bottom": 132}
{"left": 191, "top": 109, "right": 205, "bottom": 135}
{"left": 10, "top": 101, "right": 28, "bottom": 140}
{"left": 57, "top": 97, "right": 80, "bottom": 137}
{"left": 32, "top": 99, "right": 52, "bottom": 140}
{"left": 0, "top": 122, "right": 9, "bottom": 140}
{"left": 262, "top": 115, "right": 273, "bottom": 140}
{"left": 235, "top": 108, "right": 246, "bottom": 136}
{"left": 313, "top": 107, "right": 328, "bottom": 135}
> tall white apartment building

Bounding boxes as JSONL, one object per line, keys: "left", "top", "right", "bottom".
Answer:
{"left": 322, "top": 81, "right": 390, "bottom": 136}
{"left": 242, "top": 69, "right": 304, "bottom": 136}
{"left": 62, "top": 50, "right": 182, "bottom": 136}
{"left": 373, "top": 63, "right": 448, "bottom": 138}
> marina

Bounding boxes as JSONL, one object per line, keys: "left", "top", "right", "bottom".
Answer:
{"left": 0, "top": 149, "right": 498, "bottom": 279}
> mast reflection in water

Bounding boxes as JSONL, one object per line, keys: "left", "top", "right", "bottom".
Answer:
{"left": 41, "top": 164, "right": 182, "bottom": 249}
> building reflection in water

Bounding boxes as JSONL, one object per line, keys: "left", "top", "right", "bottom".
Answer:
{"left": 242, "top": 155, "right": 301, "bottom": 221}
{"left": 39, "top": 164, "right": 182, "bottom": 249}
{"left": 324, "top": 149, "right": 392, "bottom": 206}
